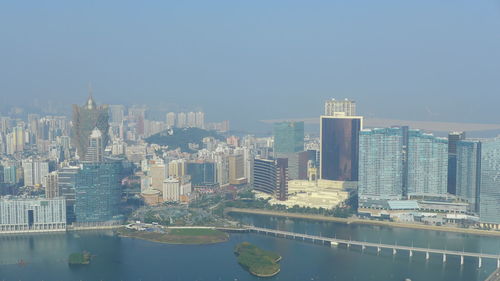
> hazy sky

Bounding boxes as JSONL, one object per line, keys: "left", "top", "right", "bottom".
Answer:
{"left": 1, "top": 0, "right": 500, "bottom": 129}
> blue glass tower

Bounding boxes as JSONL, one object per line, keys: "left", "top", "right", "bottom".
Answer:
{"left": 74, "top": 161, "right": 122, "bottom": 223}
{"left": 456, "top": 140, "right": 481, "bottom": 213}
{"left": 480, "top": 138, "right": 500, "bottom": 225}
{"left": 273, "top": 121, "right": 304, "bottom": 154}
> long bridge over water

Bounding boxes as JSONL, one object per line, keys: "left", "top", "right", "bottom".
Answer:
{"left": 238, "top": 226, "right": 500, "bottom": 269}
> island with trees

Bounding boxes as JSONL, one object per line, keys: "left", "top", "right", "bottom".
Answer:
{"left": 234, "top": 242, "right": 281, "bottom": 277}
{"left": 68, "top": 251, "right": 91, "bottom": 265}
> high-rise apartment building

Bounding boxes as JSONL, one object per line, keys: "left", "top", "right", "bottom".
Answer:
{"left": 166, "top": 112, "right": 176, "bottom": 127}
{"left": 324, "top": 98, "right": 356, "bottom": 116}
{"left": 109, "top": 105, "right": 125, "bottom": 124}
{"left": 187, "top": 112, "right": 197, "bottom": 127}
{"left": 45, "top": 171, "right": 59, "bottom": 199}
{"left": 479, "top": 138, "right": 500, "bottom": 225}
{"left": 168, "top": 159, "right": 187, "bottom": 178}
{"left": 359, "top": 128, "right": 404, "bottom": 199}
{"left": 320, "top": 115, "right": 363, "bottom": 181}
{"left": 456, "top": 140, "right": 481, "bottom": 213}
{"left": 72, "top": 95, "right": 110, "bottom": 160}
{"left": 3, "top": 165, "right": 18, "bottom": 184}
{"left": 407, "top": 130, "right": 448, "bottom": 196}
{"left": 22, "top": 158, "right": 49, "bottom": 187}
{"left": 195, "top": 112, "right": 205, "bottom": 129}
{"left": 177, "top": 112, "right": 187, "bottom": 128}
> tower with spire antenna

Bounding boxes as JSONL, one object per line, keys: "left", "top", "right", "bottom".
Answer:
{"left": 71, "top": 88, "right": 109, "bottom": 160}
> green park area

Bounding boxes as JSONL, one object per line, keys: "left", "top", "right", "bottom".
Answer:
{"left": 234, "top": 242, "right": 281, "bottom": 277}
{"left": 117, "top": 227, "right": 228, "bottom": 244}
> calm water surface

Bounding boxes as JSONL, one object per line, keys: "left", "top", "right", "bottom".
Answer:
{"left": 0, "top": 214, "right": 499, "bottom": 281}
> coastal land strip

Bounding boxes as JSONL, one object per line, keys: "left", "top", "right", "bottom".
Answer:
{"left": 225, "top": 208, "right": 500, "bottom": 238}
{"left": 116, "top": 227, "right": 229, "bottom": 245}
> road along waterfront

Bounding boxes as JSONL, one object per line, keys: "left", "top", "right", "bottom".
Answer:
{"left": 226, "top": 207, "right": 500, "bottom": 237}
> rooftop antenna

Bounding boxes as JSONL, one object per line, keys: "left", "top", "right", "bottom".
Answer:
{"left": 88, "top": 82, "right": 93, "bottom": 99}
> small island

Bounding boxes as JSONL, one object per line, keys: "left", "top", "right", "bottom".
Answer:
{"left": 68, "top": 251, "right": 91, "bottom": 265}
{"left": 234, "top": 242, "right": 281, "bottom": 277}
{"left": 117, "top": 227, "right": 229, "bottom": 244}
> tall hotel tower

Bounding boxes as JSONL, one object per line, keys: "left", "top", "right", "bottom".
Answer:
{"left": 321, "top": 99, "right": 362, "bottom": 182}
{"left": 72, "top": 94, "right": 110, "bottom": 160}
{"left": 320, "top": 114, "right": 363, "bottom": 181}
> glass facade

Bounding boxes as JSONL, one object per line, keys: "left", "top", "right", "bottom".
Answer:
{"left": 253, "top": 158, "right": 288, "bottom": 200}
{"left": 359, "top": 128, "right": 404, "bottom": 199}
{"left": 273, "top": 121, "right": 304, "bottom": 154}
{"left": 320, "top": 116, "right": 362, "bottom": 181}
{"left": 74, "top": 161, "right": 122, "bottom": 223}
{"left": 456, "top": 140, "right": 481, "bottom": 213}
{"left": 407, "top": 130, "right": 448, "bottom": 196}
{"left": 253, "top": 158, "right": 277, "bottom": 195}
{"left": 58, "top": 166, "right": 79, "bottom": 224}
{"left": 447, "top": 132, "right": 466, "bottom": 194}
{"left": 480, "top": 138, "right": 500, "bottom": 224}
{"left": 187, "top": 162, "right": 216, "bottom": 186}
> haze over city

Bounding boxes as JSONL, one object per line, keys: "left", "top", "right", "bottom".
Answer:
{"left": 2, "top": 1, "right": 500, "bottom": 281}
{"left": 2, "top": 1, "right": 500, "bottom": 130}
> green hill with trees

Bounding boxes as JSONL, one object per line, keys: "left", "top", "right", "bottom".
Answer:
{"left": 145, "top": 127, "right": 224, "bottom": 152}
{"left": 234, "top": 242, "right": 281, "bottom": 277}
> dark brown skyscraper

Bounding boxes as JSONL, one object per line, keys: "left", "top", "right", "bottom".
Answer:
{"left": 320, "top": 115, "right": 362, "bottom": 181}
{"left": 72, "top": 95, "right": 110, "bottom": 160}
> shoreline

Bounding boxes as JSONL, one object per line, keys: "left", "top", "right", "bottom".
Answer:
{"left": 225, "top": 207, "right": 500, "bottom": 238}
{"left": 251, "top": 267, "right": 280, "bottom": 278}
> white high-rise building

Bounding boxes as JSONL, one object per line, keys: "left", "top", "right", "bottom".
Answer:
{"left": 109, "top": 105, "right": 125, "bottom": 124}
{"left": 22, "top": 158, "right": 49, "bottom": 187}
{"left": 168, "top": 159, "right": 187, "bottom": 178}
{"left": 83, "top": 128, "right": 104, "bottom": 163}
{"left": 195, "top": 112, "right": 205, "bottom": 129}
{"left": 163, "top": 177, "right": 181, "bottom": 202}
{"left": 324, "top": 98, "right": 356, "bottom": 116}
{"left": 166, "top": 112, "right": 176, "bottom": 127}
{"left": 187, "top": 112, "right": 196, "bottom": 127}
{"left": 177, "top": 112, "right": 187, "bottom": 128}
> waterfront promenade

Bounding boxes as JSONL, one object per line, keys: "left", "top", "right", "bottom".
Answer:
{"left": 226, "top": 208, "right": 500, "bottom": 237}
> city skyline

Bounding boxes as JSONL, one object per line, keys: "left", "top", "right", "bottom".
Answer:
{"left": 1, "top": 1, "right": 500, "bottom": 280}
{"left": 2, "top": 1, "right": 500, "bottom": 130}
